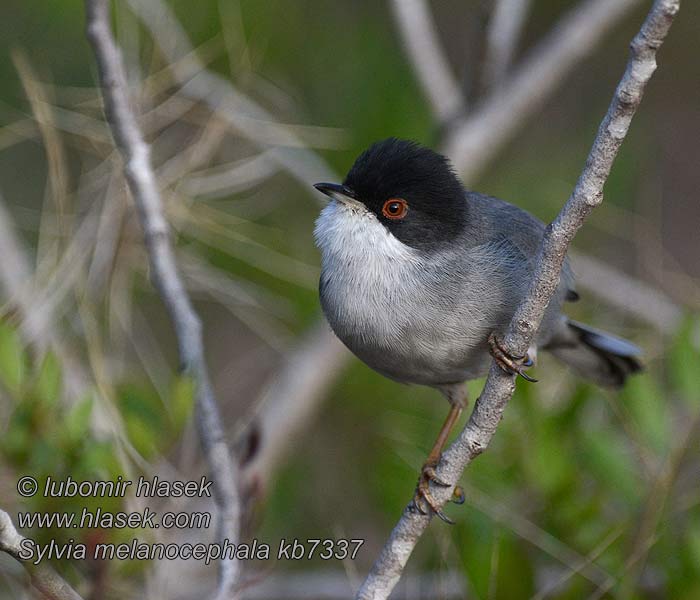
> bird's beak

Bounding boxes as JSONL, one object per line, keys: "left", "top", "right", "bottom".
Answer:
{"left": 313, "top": 182, "right": 357, "bottom": 204}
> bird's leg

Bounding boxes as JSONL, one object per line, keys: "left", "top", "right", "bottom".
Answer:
{"left": 412, "top": 402, "right": 464, "bottom": 524}
{"left": 488, "top": 332, "right": 538, "bottom": 382}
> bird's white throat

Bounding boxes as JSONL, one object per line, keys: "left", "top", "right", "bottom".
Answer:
{"left": 314, "top": 199, "right": 418, "bottom": 269}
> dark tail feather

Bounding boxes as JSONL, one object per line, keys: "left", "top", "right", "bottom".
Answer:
{"left": 546, "top": 319, "right": 643, "bottom": 388}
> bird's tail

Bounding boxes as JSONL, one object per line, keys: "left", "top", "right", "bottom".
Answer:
{"left": 545, "top": 319, "right": 643, "bottom": 388}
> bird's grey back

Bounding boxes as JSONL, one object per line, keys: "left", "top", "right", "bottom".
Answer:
{"left": 464, "top": 190, "right": 576, "bottom": 305}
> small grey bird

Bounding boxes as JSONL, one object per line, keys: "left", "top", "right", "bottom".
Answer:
{"left": 313, "top": 138, "right": 641, "bottom": 521}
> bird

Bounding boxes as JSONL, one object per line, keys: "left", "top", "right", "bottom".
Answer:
{"left": 313, "top": 138, "right": 642, "bottom": 522}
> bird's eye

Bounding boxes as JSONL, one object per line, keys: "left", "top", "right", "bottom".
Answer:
{"left": 382, "top": 198, "right": 408, "bottom": 220}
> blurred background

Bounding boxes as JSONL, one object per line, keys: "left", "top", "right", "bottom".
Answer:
{"left": 0, "top": 0, "right": 698, "bottom": 598}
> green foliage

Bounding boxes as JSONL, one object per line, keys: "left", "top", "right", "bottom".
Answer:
{"left": 0, "top": 320, "right": 25, "bottom": 394}
{"left": 117, "top": 378, "right": 194, "bottom": 459}
{"left": 63, "top": 396, "right": 94, "bottom": 442}
{"left": 669, "top": 315, "right": 700, "bottom": 408}
{"left": 170, "top": 375, "right": 195, "bottom": 431}
{"left": 34, "top": 350, "right": 61, "bottom": 407}
{"left": 0, "top": 319, "right": 196, "bottom": 577}
{"left": 0, "top": 323, "right": 123, "bottom": 555}
{"left": 620, "top": 372, "right": 670, "bottom": 455}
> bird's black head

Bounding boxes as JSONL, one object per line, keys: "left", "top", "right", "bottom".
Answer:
{"left": 314, "top": 138, "right": 467, "bottom": 252}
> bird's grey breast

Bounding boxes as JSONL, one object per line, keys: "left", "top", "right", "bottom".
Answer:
{"left": 314, "top": 201, "right": 506, "bottom": 385}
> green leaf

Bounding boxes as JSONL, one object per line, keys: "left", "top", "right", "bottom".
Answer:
{"left": 170, "top": 375, "right": 195, "bottom": 431}
{"left": 457, "top": 513, "right": 497, "bottom": 598}
{"left": 492, "top": 533, "right": 536, "bottom": 599}
{"left": 0, "top": 320, "right": 25, "bottom": 394}
{"left": 686, "top": 519, "right": 700, "bottom": 569}
{"left": 118, "top": 384, "right": 167, "bottom": 455}
{"left": 34, "top": 351, "right": 62, "bottom": 406}
{"left": 669, "top": 315, "right": 700, "bottom": 409}
{"left": 525, "top": 418, "right": 572, "bottom": 495}
{"left": 620, "top": 373, "right": 669, "bottom": 455}
{"left": 581, "top": 427, "right": 641, "bottom": 506}
{"left": 79, "top": 441, "right": 120, "bottom": 478}
{"left": 125, "top": 413, "right": 160, "bottom": 458}
{"left": 64, "top": 396, "right": 94, "bottom": 441}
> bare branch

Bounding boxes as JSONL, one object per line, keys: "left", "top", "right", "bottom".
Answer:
{"left": 0, "top": 509, "right": 84, "bottom": 600}
{"left": 443, "top": 0, "right": 643, "bottom": 182}
{"left": 356, "top": 1, "right": 680, "bottom": 597}
{"left": 482, "top": 0, "right": 533, "bottom": 90}
{"left": 84, "top": 1, "right": 242, "bottom": 598}
{"left": 389, "top": 0, "right": 465, "bottom": 124}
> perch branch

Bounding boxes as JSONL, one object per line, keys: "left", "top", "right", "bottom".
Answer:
{"left": 356, "top": 1, "right": 680, "bottom": 598}
{"left": 85, "top": 1, "right": 242, "bottom": 598}
{"left": 0, "top": 509, "right": 84, "bottom": 600}
{"left": 389, "top": 0, "right": 465, "bottom": 125}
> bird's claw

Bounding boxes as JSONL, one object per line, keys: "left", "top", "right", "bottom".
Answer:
{"left": 488, "top": 333, "right": 538, "bottom": 382}
{"left": 410, "top": 462, "right": 455, "bottom": 524}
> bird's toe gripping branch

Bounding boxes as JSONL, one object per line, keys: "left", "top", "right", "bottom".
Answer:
{"left": 488, "top": 332, "right": 538, "bottom": 382}
{"left": 411, "top": 463, "right": 465, "bottom": 524}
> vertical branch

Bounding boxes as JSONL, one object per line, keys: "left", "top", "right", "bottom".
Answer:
{"left": 84, "top": 1, "right": 241, "bottom": 598}
{"left": 356, "top": 1, "right": 680, "bottom": 598}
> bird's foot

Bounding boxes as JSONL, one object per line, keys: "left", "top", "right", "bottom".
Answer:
{"left": 488, "top": 333, "right": 538, "bottom": 382}
{"left": 410, "top": 462, "right": 459, "bottom": 524}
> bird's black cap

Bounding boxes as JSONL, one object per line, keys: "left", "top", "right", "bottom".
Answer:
{"left": 321, "top": 138, "right": 468, "bottom": 252}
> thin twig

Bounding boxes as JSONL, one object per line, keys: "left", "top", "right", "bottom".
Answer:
{"left": 389, "top": 0, "right": 465, "bottom": 125}
{"left": 0, "top": 509, "right": 84, "bottom": 600}
{"left": 84, "top": 1, "right": 242, "bottom": 598}
{"left": 356, "top": 1, "right": 679, "bottom": 597}
{"left": 482, "top": 0, "right": 533, "bottom": 90}
{"left": 443, "top": 0, "right": 643, "bottom": 183}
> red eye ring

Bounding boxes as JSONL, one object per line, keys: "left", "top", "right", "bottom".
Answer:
{"left": 382, "top": 198, "right": 408, "bottom": 220}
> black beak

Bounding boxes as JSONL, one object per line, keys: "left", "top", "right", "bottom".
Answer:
{"left": 313, "top": 182, "right": 355, "bottom": 199}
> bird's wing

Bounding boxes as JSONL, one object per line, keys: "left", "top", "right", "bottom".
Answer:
{"left": 466, "top": 191, "right": 579, "bottom": 302}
